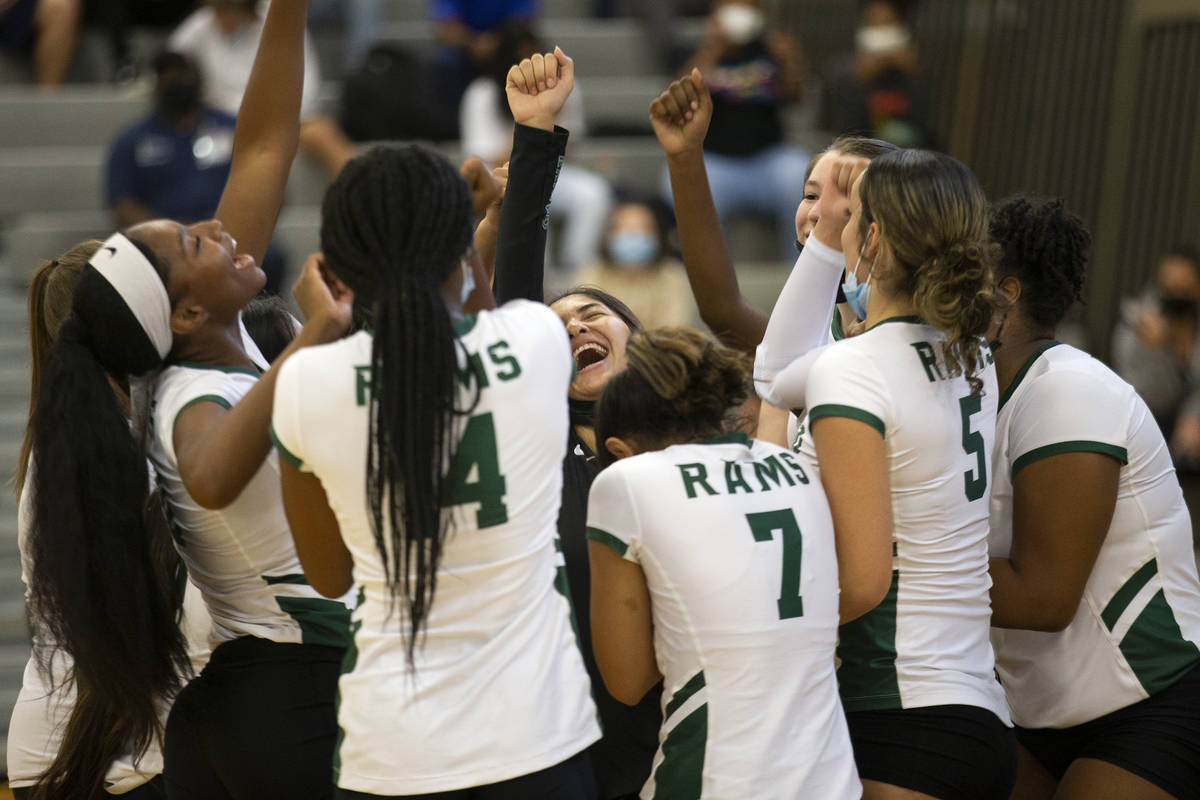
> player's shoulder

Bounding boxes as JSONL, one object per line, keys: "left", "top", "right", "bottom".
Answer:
{"left": 1011, "top": 343, "right": 1127, "bottom": 409}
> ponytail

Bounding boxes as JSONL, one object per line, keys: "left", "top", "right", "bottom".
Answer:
{"left": 321, "top": 145, "right": 476, "bottom": 663}
{"left": 26, "top": 247, "right": 188, "bottom": 800}
{"left": 911, "top": 240, "right": 996, "bottom": 396}
{"left": 858, "top": 149, "right": 997, "bottom": 394}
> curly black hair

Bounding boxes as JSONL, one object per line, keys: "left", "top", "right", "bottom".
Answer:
{"left": 989, "top": 195, "right": 1091, "bottom": 331}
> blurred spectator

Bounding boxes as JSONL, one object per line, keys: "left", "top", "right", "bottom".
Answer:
{"left": 460, "top": 21, "right": 612, "bottom": 271}
{"left": 106, "top": 51, "right": 287, "bottom": 292}
{"left": 661, "top": 0, "right": 809, "bottom": 261}
{"left": 169, "top": 0, "right": 356, "bottom": 178}
{"left": 571, "top": 198, "right": 698, "bottom": 329}
{"left": 820, "top": 0, "right": 935, "bottom": 148}
{"left": 0, "top": 0, "right": 79, "bottom": 86}
{"left": 308, "top": 0, "right": 379, "bottom": 72}
{"left": 433, "top": 0, "right": 536, "bottom": 108}
{"left": 1113, "top": 246, "right": 1200, "bottom": 465}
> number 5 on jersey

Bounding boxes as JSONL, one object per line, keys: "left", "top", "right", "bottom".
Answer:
{"left": 746, "top": 509, "right": 804, "bottom": 619}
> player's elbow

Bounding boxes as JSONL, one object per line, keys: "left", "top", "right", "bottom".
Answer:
{"left": 187, "top": 476, "right": 242, "bottom": 511}
{"left": 308, "top": 570, "right": 353, "bottom": 599}
{"left": 838, "top": 572, "right": 892, "bottom": 624}
{"left": 601, "top": 669, "right": 655, "bottom": 706}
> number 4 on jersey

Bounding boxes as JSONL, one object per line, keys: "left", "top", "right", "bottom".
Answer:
{"left": 746, "top": 509, "right": 805, "bottom": 619}
{"left": 445, "top": 412, "right": 509, "bottom": 528}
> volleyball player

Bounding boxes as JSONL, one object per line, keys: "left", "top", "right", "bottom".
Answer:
{"left": 8, "top": 243, "right": 211, "bottom": 800}
{"left": 986, "top": 196, "right": 1200, "bottom": 800}
{"left": 270, "top": 48, "right": 601, "bottom": 799}
{"left": 767, "top": 150, "right": 1016, "bottom": 799}
{"left": 586, "top": 327, "right": 861, "bottom": 799}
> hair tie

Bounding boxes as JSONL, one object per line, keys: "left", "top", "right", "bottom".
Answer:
{"left": 88, "top": 233, "right": 173, "bottom": 359}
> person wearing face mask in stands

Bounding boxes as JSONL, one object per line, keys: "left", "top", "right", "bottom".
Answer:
{"left": 660, "top": 0, "right": 810, "bottom": 261}
{"left": 571, "top": 199, "right": 697, "bottom": 330}
{"left": 821, "top": 0, "right": 936, "bottom": 149}
{"left": 105, "top": 50, "right": 288, "bottom": 293}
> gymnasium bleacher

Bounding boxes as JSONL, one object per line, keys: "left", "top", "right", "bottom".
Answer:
{"left": 0, "top": 0, "right": 825, "bottom": 772}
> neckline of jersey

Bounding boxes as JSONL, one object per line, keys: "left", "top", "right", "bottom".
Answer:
{"left": 998, "top": 340, "right": 1061, "bottom": 411}
{"left": 698, "top": 432, "right": 750, "bottom": 447}
{"left": 175, "top": 361, "right": 261, "bottom": 377}
{"left": 866, "top": 314, "right": 924, "bottom": 332}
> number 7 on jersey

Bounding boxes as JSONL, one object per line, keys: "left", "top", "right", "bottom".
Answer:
{"left": 746, "top": 509, "right": 805, "bottom": 619}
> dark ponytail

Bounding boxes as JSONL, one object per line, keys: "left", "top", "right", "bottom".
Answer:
{"left": 321, "top": 145, "right": 475, "bottom": 663}
{"left": 27, "top": 265, "right": 188, "bottom": 800}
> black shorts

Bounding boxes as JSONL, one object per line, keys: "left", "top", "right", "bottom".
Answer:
{"left": 163, "top": 635, "right": 344, "bottom": 800}
{"left": 846, "top": 704, "right": 1017, "bottom": 800}
{"left": 1017, "top": 662, "right": 1200, "bottom": 800}
{"left": 333, "top": 749, "right": 596, "bottom": 800}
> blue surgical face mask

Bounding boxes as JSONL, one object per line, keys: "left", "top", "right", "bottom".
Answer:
{"left": 608, "top": 231, "right": 658, "bottom": 268}
{"left": 460, "top": 258, "right": 475, "bottom": 304}
{"left": 842, "top": 252, "right": 876, "bottom": 321}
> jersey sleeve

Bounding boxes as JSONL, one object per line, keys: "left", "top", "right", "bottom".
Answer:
{"left": 269, "top": 354, "right": 311, "bottom": 473}
{"left": 753, "top": 235, "right": 845, "bottom": 395}
{"left": 585, "top": 464, "right": 643, "bottom": 564}
{"left": 804, "top": 343, "right": 890, "bottom": 438}
{"left": 1007, "top": 368, "right": 1130, "bottom": 478}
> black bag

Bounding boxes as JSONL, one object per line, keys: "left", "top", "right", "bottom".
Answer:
{"left": 340, "top": 42, "right": 459, "bottom": 142}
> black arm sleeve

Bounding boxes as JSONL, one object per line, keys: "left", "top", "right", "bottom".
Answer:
{"left": 492, "top": 123, "right": 569, "bottom": 304}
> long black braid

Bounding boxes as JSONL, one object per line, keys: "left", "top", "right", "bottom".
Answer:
{"left": 321, "top": 145, "right": 476, "bottom": 664}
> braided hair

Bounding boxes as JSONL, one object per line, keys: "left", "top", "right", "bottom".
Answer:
{"left": 27, "top": 244, "right": 188, "bottom": 800}
{"left": 320, "top": 144, "right": 476, "bottom": 663}
{"left": 989, "top": 195, "right": 1091, "bottom": 332}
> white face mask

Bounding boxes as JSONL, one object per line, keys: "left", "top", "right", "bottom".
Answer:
{"left": 856, "top": 24, "right": 910, "bottom": 54}
{"left": 460, "top": 258, "right": 475, "bottom": 305}
{"left": 715, "top": 4, "right": 764, "bottom": 46}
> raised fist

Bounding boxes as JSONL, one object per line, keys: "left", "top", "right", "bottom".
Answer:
{"left": 505, "top": 46, "right": 575, "bottom": 132}
{"left": 649, "top": 68, "right": 713, "bottom": 158}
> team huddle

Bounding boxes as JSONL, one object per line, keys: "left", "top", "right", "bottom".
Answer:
{"left": 8, "top": 1, "right": 1200, "bottom": 799}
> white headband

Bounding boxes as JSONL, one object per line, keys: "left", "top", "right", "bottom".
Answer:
{"left": 89, "top": 233, "right": 173, "bottom": 359}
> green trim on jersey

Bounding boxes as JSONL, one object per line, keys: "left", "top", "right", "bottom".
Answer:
{"left": 586, "top": 526, "right": 628, "bottom": 558}
{"left": 701, "top": 432, "right": 750, "bottom": 447}
{"left": 654, "top": 671, "right": 707, "bottom": 800}
{"left": 831, "top": 311, "right": 846, "bottom": 342}
{"left": 269, "top": 424, "right": 304, "bottom": 469}
{"left": 1012, "top": 440, "right": 1129, "bottom": 478}
{"left": 176, "top": 394, "right": 232, "bottom": 422}
{"left": 837, "top": 569, "right": 901, "bottom": 711}
{"left": 1102, "top": 559, "right": 1159, "bottom": 630}
{"left": 333, "top": 587, "right": 365, "bottom": 783}
{"left": 263, "top": 573, "right": 309, "bottom": 585}
{"left": 268, "top": 576, "right": 352, "bottom": 648}
{"left": 176, "top": 361, "right": 262, "bottom": 376}
{"left": 1118, "top": 590, "right": 1200, "bottom": 695}
{"left": 453, "top": 314, "right": 478, "bottom": 336}
{"left": 810, "top": 404, "right": 885, "bottom": 437}
{"left": 866, "top": 314, "right": 923, "bottom": 331}
{"left": 997, "top": 341, "right": 1061, "bottom": 410}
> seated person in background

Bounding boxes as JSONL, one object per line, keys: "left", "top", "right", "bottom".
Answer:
{"left": 461, "top": 20, "right": 612, "bottom": 271}
{"left": 570, "top": 197, "right": 699, "bottom": 329}
{"left": 0, "top": 0, "right": 78, "bottom": 86}
{"left": 169, "top": 0, "right": 355, "bottom": 178}
{"left": 1113, "top": 245, "right": 1200, "bottom": 465}
{"left": 821, "top": 0, "right": 936, "bottom": 148}
{"left": 434, "top": 0, "right": 536, "bottom": 107}
{"left": 662, "top": 0, "right": 809, "bottom": 261}
{"left": 106, "top": 51, "right": 287, "bottom": 292}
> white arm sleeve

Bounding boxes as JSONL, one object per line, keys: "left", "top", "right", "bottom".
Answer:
{"left": 753, "top": 235, "right": 846, "bottom": 397}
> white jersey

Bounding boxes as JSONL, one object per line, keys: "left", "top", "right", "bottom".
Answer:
{"left": 989, "top": 342, "right": 1200, "bottom": 728}
{"left": 149, "top": 362, "right": 353, "bottom": 648}
{"left": 270, "top": 300, "right": 600, "bottom": 796}
{"left": 586, "top": 435, "right": 861, "bottom": 800}
{"left": 8, "top": 461, "right": 212, "bottom": 793}
{"left": 805, "top": 316, "right": 1010, "bottom": 721}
